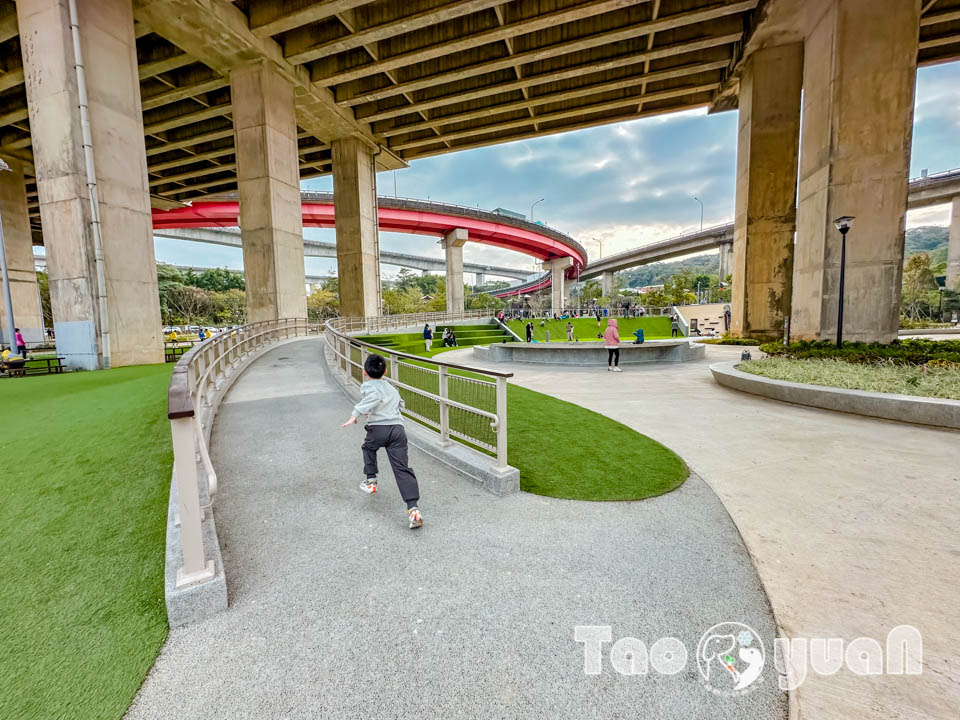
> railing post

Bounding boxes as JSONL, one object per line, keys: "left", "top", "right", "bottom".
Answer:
{"left": 439, "top": 365, "right": 451, "bottom": 447}
{"left": 495, "top": 376, "right": 508, "bottom": 469}
{"left": 170, "top": 414, "right": 214, "bottom": 588}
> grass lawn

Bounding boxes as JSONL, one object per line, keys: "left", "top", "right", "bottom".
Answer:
{"left": 507, "top": 316, "right": 671, "bottom": 342}
{"left": 353, "top": 340, "right": 688, "bottom": 501}
{"left": 740, "top": 356, "right": 960, "bottom": 400}
{"left": 0, "top": 365, "right": 173, "bottom": 720}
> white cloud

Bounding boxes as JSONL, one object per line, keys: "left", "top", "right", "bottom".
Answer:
{"left": 906, "top": 205, "right": 951, "bottom": 228}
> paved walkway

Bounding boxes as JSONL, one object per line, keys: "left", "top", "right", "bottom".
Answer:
{"left": 127, "top": 339, "right": 785, "bottom": 719}
{"left": 443, "top": 342, "right": 960, "bottom": 720}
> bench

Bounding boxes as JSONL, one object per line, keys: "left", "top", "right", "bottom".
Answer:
{"left": 165, "top": 342, "right": 196, "bottom": 363}
{"left": 1, "top": 356, "right": 65, "bottom": 377}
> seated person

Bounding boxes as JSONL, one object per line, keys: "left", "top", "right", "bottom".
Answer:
{"left": 632, "top": 328, "right": 645, "bottom": 344}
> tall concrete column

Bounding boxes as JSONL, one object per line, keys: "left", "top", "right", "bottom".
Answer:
{"left": 18, "top": 0, "right": 162, "bottom": 369}
{"left": 0, "top": 157, "right": 44, "bottom": 344}
{"left": 442, "top": 228, "right": 468, "bottom": 313}
{"left": 475, "top": 271, "right": 485, "bottom": 287}
{"left": 544, "top": 257, "right": 573, "bottom": 314}
{"left": 730, "top": 43, "right": 803, "bottom": 339}
{"left": 231, "top": 61, "right": 307, "bottom": 323}
{"left": 718, "top": 240, "right": 734, "bottom": 283}
{"left": 792, "top": 0, "right": 919, "bottom": 343}
{"left": 332, "top": 137, "right": 380, "bottom": 318}
{"left": 948, "top": 196, "right": 960, "bottom": 290}
{"left": 601, "top": 270, "right": 615, "bottom": 297}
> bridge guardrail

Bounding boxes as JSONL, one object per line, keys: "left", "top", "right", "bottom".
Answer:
{"left": 167, "top": 317, "right": 316, "bottom": 589}
{"left": 324, "top": 313, "right": 512, "bottom": 470}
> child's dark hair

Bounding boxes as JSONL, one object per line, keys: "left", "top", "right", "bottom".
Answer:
{"left": 364, "top": 353, "right": 387, "bottom": 378}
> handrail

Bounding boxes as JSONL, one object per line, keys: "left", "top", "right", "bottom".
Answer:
{"left": 166, "top": 316, "right": 317, "bottom": 589}
{"left": 324, "top": 313, "right": 512, "bottom": 469}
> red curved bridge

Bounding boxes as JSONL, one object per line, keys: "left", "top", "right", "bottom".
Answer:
{"left": 152, "top": 191, "right": 586, "bottom": 278}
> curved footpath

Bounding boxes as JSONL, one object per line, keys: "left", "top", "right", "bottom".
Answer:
{"left": 444, "top": 342, "right": 960, "bottom": 720}
{"left": 127, "top": 338, "right": 785, "bottom": 719}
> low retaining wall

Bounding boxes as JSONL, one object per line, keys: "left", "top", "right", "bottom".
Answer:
{"left": 475, "top": 340, "right": 705, "bottom": 365}
{"left": 710, "top": 361, "right": 960, "bottom": 430}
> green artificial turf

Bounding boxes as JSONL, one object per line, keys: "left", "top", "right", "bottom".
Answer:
{"left": 0, "top": 364, "right": 173, "bottom": 720}
{"left": 353, "top": 337, "right": 688, "bottom": 501}
{"left": 507, "top": 316, "right": 672, "bottom": 343}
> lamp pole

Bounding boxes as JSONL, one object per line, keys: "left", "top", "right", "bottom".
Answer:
{"left": 593, "top": 237, "right": 603, "bottom": 259}
{"left": 530, "top": 198, "right": 544, "bottom": 222}
{"left": 0, "top": 158, "right": 17, "bottom": 354}
{"left": 938, "top": 286, "right": 945, "bottom": 322}
{"left": 833, "top": 216, "right": 855, "bottom": 348}
{"left": 693, "top": 196, "right": 704, "bottom": 232}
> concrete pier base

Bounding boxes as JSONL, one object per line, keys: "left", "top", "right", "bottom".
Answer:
{"left": 543, "top": 257, "right": 573, "bottom": 314}
{"left": 948, "top": 196, "right": 960, "bottom": 290}
{"left": 442, "top": 228, "right": 468, "bottom": 313}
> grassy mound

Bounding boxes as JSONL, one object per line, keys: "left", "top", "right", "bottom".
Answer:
{"left": 0, "top": 365, "right": 172, "bottom": 720}
{"left": 355, "top": 322, "right": 510, "bottom": 358}
{"left": 507, "top": 316, "right": 671, "bottom": 342}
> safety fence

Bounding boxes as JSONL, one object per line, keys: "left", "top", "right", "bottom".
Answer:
{"left": 167, "top": 317, "right": 315, "bottom": 588}
{"left": 324, "top": 315, "right": 512, "bottom": 469}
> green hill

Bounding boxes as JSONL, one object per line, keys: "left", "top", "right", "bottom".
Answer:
{"left": 905, "top": 225, "right": 948, "bottom": 265}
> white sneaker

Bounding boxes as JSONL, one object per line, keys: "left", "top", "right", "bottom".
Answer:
{"left": 613, "top": 367, "right": 622, "bottom": 372}
{"left": 408, "top": 506, "right": 423, "bottom": 529}
{"left": 607, "top": 366, "right": 612, "bottom": 371}
{"left": 360, "top": 479, "right": 378, "bottom": 494}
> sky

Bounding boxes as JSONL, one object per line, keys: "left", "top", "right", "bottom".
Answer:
{"left": 153, "top": 62, "right": 960, "bottom": 282}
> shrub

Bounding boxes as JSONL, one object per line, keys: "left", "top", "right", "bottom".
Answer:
{"left": 759, "top": 338, "right": 960, "bottom": 365}
{"left": 699, "top": 334, "right": 763, "bottom": 346}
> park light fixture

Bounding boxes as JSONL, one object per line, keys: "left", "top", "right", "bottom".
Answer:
{"left": 833, "top": 216, "right": 855, "bottom": 348}
{"left": 530, "top": 198, "right": 544, "bottom": 222}
{"left": 0, "top": 157, "right": 19, "bottom": 356}
{"left": 693, "top": 196, "right": 704, "bottom": 231}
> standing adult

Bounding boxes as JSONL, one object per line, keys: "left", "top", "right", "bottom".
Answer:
{"left": 423, "top": 324, "right": 433, "bottom": 352}
{"left": 525, "top": 322, "right": 533, "bottom": 343}
{"left": 604, "top": 318, "right": 621, "bottom": 372}
{"left": 723, "top": 305, "right": 732, "bottom": 332}
{"left": 671, "top": 315, "right": 680, "bottom": 337}
{"left": 14, "top": 328, "right": 26, "bottom": 358}
{"left": 565, "top": 322, "right": 575, "bottom": 341}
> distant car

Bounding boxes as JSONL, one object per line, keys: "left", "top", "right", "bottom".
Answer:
{"left": 187, "top": 325, "right": 200, "bottom": 333}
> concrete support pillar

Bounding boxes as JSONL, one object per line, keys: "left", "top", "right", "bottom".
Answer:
{"left": 18, "top": 0, "right": 162, "bottom": 369}
{"left": 544, "top": 257, "right": 573, "bottom": 314}
{"left": 442, "top": 228, "right": 468, "bottom": 314}
{"left": 0, "top": 157, "right": 44, "bottom": 345}
{"left": 332, "top": 137, "right": 380, "bottom": 318}
{"left": 475, "top": 271, "right": 485, "bottom": 287}
{"left": 792, "top": 0, "right": 919, "bottom": 342}
{"left": 601, "top": 270, "right": 615, "bottom": 297}
{"left": 730, "top": 43, "right": 803, "bottom": 339}
{"left": 718, "top": 241, "right": 734, "bottom": 283}
{"left": 231, "top": 62, "right": 306, "bottom": 323}
{"left": 948, "top": 196, "right": 960, "bottom": 290}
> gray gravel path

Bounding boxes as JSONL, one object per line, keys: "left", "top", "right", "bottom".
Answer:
{"left": 126, "top": 338, "right": 786, "bottom": 720}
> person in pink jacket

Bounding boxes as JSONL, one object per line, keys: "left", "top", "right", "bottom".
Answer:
{"left": 603, "top": 318, "right": 621, "bottom": 372}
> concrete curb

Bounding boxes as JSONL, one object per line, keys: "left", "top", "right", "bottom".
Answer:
{"left": 897, "top": 327, "right": 960, "bottom": 336}
{"left": 710, "top": 361, "right": 960, "bottom": 430}
{"left": 322, "top": 345, "right": 520, "bottom": 496}
{"left": 164, "top": 335, "right": 316, "bottom": 628}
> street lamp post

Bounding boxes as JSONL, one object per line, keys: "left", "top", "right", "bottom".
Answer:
{"left": 592, "top": 237, "right": 603, "bottom": 259}
{"left": 938, "top": 286, "right": 945, "bottom": 322}
{"left": 0, "top": 158, "right": 17, "bottom": 354}
{"left": 693, "top": 196, "right": 704, "bottom": 232}
{"left": 833, "top": 216, "right": 855, "bottom": 348}
{"left": 530, "top": 198, "right": 544, "bottom": 222}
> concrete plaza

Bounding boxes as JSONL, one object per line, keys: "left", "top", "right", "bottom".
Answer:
{"left": 445, "top": 341, "right": 960, "bottom": 719}
{"left": 126, "top": 339, "right": 786, "bottom": 720}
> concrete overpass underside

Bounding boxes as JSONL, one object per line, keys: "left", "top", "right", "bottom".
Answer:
{"left": 1, "top": 0, "right": 960, "bottom": 367}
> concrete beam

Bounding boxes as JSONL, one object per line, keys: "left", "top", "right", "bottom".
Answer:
{"left": 730, "top": 43, "right": 803, "bottom": 340}
{"left": 335, "top": 3, "right": 752, "bottom": 105}
{"left": 133, "top": 0, "right": 403, "bottom": 169}
{"left": 248, "top": 0, "right": 378, "bottom": 38}
{"left": 141, "top": 76, "right": 230, "bottom": 111}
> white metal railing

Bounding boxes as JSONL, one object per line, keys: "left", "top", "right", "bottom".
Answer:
{"left": 324, "top": 315, "right": 512, "bottom": 469}
{"left": 337, "top": 308, "right": 495, "bottom": 334}
{"left": 167, "top": 317, "right": 316, "bottom": 589}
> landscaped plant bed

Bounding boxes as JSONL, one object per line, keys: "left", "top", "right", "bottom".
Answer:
{"left": 759, "top": 338, "right": 960, "bottom": 365}
{"left": 739, "top": 357, "right": 960, "bottom": 400}
{"left": 698, "top": 335, "right": 763, "bottom": 346}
